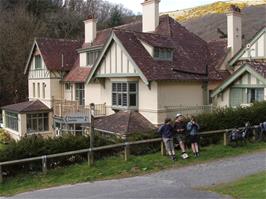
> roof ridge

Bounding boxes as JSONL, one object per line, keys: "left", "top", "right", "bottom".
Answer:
{"left": 36, "top": 37, "right": 81, "bottom": 43}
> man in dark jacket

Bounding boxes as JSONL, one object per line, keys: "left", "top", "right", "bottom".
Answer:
{"left": 158, "top": 118, "right": 176, "bottom": 160}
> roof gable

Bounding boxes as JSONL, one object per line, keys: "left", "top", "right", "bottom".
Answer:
{"left": 211, "top": 63, "right": 266, "bottom": 97}
{"left": 229, "top": 26, "right": 266, "bottom": 66}
{"left": 24, "top": 38, "right": 82, "bottom": 74}
{"left": 86, "top": 32, "right": 149, "bottom": 85}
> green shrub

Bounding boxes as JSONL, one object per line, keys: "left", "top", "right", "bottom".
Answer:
{"left": 126, "top": 131, "right": 160, "bottom": 155}
{"left": 0, "top": 129, "right": 11, "bottom": 144}
{"left": 196, "top": 102, "right": 266, "bottom": 132}
{"left": 0, "top": 134, "right": 116, "bottom": 176}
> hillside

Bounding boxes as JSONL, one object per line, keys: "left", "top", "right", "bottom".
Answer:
{"left": 162, "top": 0, "right": 266, "bottom": 21}
{"left": 181, "top": 4, "right": 266, "bottom": 42}
{"left": 161, "top": 0, "right": 266, "bottom": 43}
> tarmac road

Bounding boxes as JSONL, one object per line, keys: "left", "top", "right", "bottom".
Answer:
{"left": 5, "top": 151, "right": 266, "bottom": 199}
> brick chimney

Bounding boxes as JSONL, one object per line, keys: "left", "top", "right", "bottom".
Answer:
{"left": 84, "top": 15, "right": 97, "bottom": 44}
{"left": 141, "top": 0, "right": 160, "bottom": 33}
{"left": 227, "top": 5, "right": 242, "bottom": 57}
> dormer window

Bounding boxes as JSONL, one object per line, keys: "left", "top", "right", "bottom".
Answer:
{"left": 154, "top": 48, "right": 173, "bottom": 60}
{"left": 35, "top": 55, "right": 42, "bottom": 69}
{"left": 86, "top": 50, "right": 100, "bottom": 66}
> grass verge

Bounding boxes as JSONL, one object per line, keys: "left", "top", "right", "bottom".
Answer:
{"left": 1, "top": 142, "right": 266, "bottom": 196}
{"left": 208, "top": 171, "right": 266, "bottom": 199}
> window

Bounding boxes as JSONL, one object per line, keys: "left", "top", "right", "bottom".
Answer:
{"left": 112, "top": 82, "right": 138, "bottom": 108}
{"left": 230, "top": 88, "right": 264, "bottom": 107}
{"left": 37, "top": 83, "right": 40, "bottom": 98}
{"left": 5, "top": 112, "right": 18, "bottom": 131}
{"left": 75, "top": 83, "right": 85, "bottom": 106}
{"left": 35, "top": 55, "right": 42, "bottom": 69}
{"left": 27, "top": 113, "right": 49, "bottom": 133}
{"left": 209, "top": 90, "right": 213, "bottom": 104}
{"left": 86, "top": 50, "right": 100, "bottom": 66}
{"left": 33, "top": 83, "right": 35, "bottom": 98}
{"left": 154, "top": 48, "right": 173, "bottom": 60}
{"left": 65, "top": 83, "right": 71, "bottom": 90}
{"left": 42, "top": 83, "right": 45, "bottom": 99}
{"left": 247, "top": 88, "right": 264, "bottom": 103}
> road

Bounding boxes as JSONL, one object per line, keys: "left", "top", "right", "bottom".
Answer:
{"left": 5, "top": 151, "right": 266, "bottom": 199}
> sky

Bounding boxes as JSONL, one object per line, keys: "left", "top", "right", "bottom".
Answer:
{"left": 107, "top": 0, "right": 228, "bottom": 14}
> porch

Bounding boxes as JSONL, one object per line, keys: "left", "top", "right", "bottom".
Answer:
{"left": 52, "top": 100, "right": 106, "bottom": 118}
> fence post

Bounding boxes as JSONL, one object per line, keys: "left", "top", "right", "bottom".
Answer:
{"left": 224, "top": 130, "right": 228, "bottom": 146}
{"left": 87, "top": 149, "right": 94, "bottom": 167}
{"left": 42, "top": 155, "right": 47, "bottom": 174}
{"left": 161, "top": 140, "right": 166, "bottom": 156}
{"left": 252, "top": 128, "right": 257, "bottom": 141}
{"left": 124, "top": 142, "right": 130, "bottom": 161}
{"left": 0, "top": 165, "right": 3, "bottom": 183}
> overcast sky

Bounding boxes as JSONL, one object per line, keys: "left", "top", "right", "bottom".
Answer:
{"left": 107, "top": 0, "right": 228, "bottom": 14}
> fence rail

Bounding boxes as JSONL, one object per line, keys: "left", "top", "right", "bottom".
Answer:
{"left": 0, "top": 126, "right": 260, "bottom": 183}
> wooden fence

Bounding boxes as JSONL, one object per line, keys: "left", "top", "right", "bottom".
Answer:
{"left": 0, "top": 126, "right": 259, "bottom": 183}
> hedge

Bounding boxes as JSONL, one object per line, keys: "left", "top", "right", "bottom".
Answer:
{"left": 196, "top": 102, "right": 266, "bottom": 132}
{"left": 0, "top": 134, "right": 119, "bottom": 176}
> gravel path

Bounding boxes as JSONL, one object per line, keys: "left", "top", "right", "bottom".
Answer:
{"left": 4, "top": 151, "right": 266, "bottom": 199}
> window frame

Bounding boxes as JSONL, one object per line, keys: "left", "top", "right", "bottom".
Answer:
{"left": 86, "top": 50, "right": 100, "bottom": 66}
{"left": 111, "top": 81, "right": 138, "bottom": 110}
{"left": 27, "top": 112, "right": 49, "bottom": 133}
{"left": 5, "top": 111, "right": 18, "bottom": 131}
{"left": 153, "top": 47, "right": 173, "bottom": 61}
{"left": 75, "top": 83, "right": 85, "bottom": 106}
{"left": 65, "top": 82, "right": 71, "bottom": 90}
{"left": 35, "top": 55, "right": 42, "bottom": 70}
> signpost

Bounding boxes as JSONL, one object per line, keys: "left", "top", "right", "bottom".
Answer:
{"left": 88, "top": 103, "right": 95, "bottom": 166}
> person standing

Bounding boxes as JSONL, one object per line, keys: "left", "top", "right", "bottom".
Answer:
{"left": 158, "top": 118, "right": 176, "bottom": 161}
{"left": 174, "top": 113, "right": 189, "bottom": 159}
{"left": 187, "top": 116, "right": 200, "bottom": 157}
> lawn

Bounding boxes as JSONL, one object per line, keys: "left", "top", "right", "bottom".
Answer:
{"left": 209, "top": 171, "right": 266, "bottom": 199}
{"left": 0, "top": 142, "right": 266, "bottom": 196}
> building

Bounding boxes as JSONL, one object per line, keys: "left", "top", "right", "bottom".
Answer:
{"left": 212, "top": 22, "right": 266, "bottom": 107}
{"left": 3, "top": 0, "right": 251, "bottom": 140}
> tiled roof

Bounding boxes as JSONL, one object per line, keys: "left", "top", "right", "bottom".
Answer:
{"left": 94, "top": 111, "right": 156, "bottom": 136}
{"left": 82, "top": 21, "right": 142, "bottom": 49}
{"left": 207, "top": 39, "right": 231, "bottom": 81}
{"left": 36, "top": 38, "right": 82, "bottom": 71}
{"left": 2, "top": 100, "right": 51, "bottom": 113}
{"left": 246, "top": 61, "right": 266, "bottom": 78}
{"left": 63, "top": 66, "right": 91, "bottom": 83}
{"left": 113, "top": 22, "right": 210, "bottom": 81}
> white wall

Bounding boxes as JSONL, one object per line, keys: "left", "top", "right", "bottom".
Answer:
{"left": 28, "top": 47, "right": 63, "bottom": 108}
{"left": 80, "top": 52, "right": 87, "bottom": 67}
{"left": 96, "top": 41, "right": 138, "bottom": 76}
{"left": 240, "top": 31, "right": 266, "bottom": 60}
